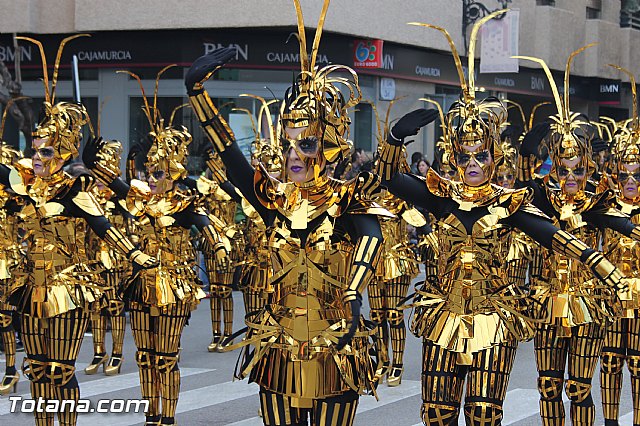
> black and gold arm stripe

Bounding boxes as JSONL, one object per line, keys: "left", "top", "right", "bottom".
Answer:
{"left": 343, "top": 235, "right": 382, "bottom": 303}
{"left": 189, "top": 89, "right": 235, "bottom": 153}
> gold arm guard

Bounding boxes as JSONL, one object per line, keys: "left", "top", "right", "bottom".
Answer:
{"left": 517, "top": 154, "right": 534, "bottom": 182}
{"left": 189, "top": 90, "right": 235, "bottom": 153}
{"left": 551, "top": 229, "right": 590, "bottom": 259}
{"left": 205, "top": 151, "right": 227, "bottom": 184}
{"left": 201, "top": 224, "right": 228, "bottom": 261}
{"left": 584, "top": 251, "right": 624, "bottom": 290}
{"left": 103, "top": 227, "right": 136, "bottom": 257}
{"left": 376, "top": 141, "right": 406, "bottom": 181}
{"left": 344, "top": 235, "right": 382, "bottom": 303}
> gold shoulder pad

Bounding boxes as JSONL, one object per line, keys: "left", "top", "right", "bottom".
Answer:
{"left": 401, "top": 207, "right": 427, "bottom": 227}
{"left": 72, "top": 190, "right": 105, "bottom": 217}
{"left": 343, "top": 172, "right": 394, "bottom": 217}
{"left": 126, "top": 179, "right": 151, "bottom": 216}
{"left": 9, "top": 159, "right": 34, "bottom": 195}
{"left": 425, "top": 168, "right": 451, "bottom": 198}
{"left": 253, "top": 163, "right": 281, "bottom": 210}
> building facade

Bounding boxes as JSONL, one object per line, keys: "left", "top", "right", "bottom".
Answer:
{"left": 0, "top": 0, "right": 638, "bottom": 167}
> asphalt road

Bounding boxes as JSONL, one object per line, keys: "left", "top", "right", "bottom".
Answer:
{"left": 0, "top": 272, "right": 636, "bottom": 425}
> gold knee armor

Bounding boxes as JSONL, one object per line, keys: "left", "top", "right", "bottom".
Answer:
{"left": 421, "top": 403, "right": 460, "bottom": 426}
{"left": 464, "top": 402, "right": 503, "bottom": 426}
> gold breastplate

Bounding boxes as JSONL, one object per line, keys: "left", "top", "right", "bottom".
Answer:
{"left": 437, "top": 212, "right": 511, "bottom": 315}
{"left": 269, "top": 215, "right": 352, "bottom": 344}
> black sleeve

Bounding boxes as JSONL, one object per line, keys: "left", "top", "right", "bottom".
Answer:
{"left": 107, "top": 177, "right": 131, "bottom": 200}
{"left": 220, "top": 181, "right": 242, "bottom": 203}
{"left": 383, "top": 173, "right": 444, "bottom": 217}
{"left": 219, "top": 143, "right": 268, "bottom": 219}
{"left": 172, "top": 203, "right": 210, "bottom": 231}
{"left": 503, "top": 210, "right": 559, "bottom": 250}
{"left": 349, "top": 212, "right": 383, "bottom": 241}
{"left": 0, "top": 165, "right": 9, "bottom": 187}
{"left": 583, "top": 210, "right": 637, "bottom": 237}
{"left": 516, "top": 179, "right": 555, "bottom": 217}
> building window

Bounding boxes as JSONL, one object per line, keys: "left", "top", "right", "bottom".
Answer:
{"left": 536, "top": 0, "right": 555, "bottom": 6}
{"left": 353, "top": 103, "right": 373, "bottom": 152}
{"left": 622, "top": 0, "right": 640, "bottom": 29}
{"left": 586, "top": 0, "right": 601, "bottom": 19}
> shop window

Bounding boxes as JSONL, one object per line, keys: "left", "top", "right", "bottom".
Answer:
{"left": 353, "top": 103, "right": 372, "bottom": 152}
{"left": 622, "top": 0, "right": 640, "bottom": 29}
{"left": 536, "top": 0, "right": 555, "bottom": 5}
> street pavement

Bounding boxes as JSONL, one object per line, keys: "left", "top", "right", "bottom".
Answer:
{"left": 0, "top": 271, "right": 636, "bottom": 425}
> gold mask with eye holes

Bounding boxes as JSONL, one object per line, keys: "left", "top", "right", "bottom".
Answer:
{"left": 515, "top": 44, "right": 599, "bottom": 198}
{"left": 608, "top": 65, "right": 640, "bottom": 202}
{"left": 279, "top": 0, "right": 361, "bottom": 185}
{"left": 410, "top": 10, "right": 507, "bottom": 188}
{"left": 120, "top": 65, "right": 192, "bottom": 187}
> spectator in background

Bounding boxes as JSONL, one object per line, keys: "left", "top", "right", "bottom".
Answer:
{"left": 410, "top": 151, "right": 423, "bottom": 174}
{"left": 344, "top": 147, "right": 366, "bottom": 180}
{"left": 417, "top": 158, "right": 430, "bottom": 177}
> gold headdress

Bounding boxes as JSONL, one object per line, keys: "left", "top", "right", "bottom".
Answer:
{"left": 280, "top": 0, "right": 362, "bottom": 181}
{"left": 419, "top": 98, "right": 457, "bottom": 178}
{"left": 410, "top": 11, "right": 507, "bottom": 183}
{"left": 607, "top": 65, "right": 640, "bottom": 193}
{"left": 239, "top": 94, "right": 283, "bottom": 175}
{"left": 119, "top": 65, "right": 191, "bottom": 181}
{"left": 17, "top": 35, "right": 91, "bottom": 163}
{"left": 514, "top": 44, "right": 598, "bottom": 191}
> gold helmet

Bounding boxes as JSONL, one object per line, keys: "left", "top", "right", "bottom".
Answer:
{"left": 119, "top": 65, "right": 192, "bottom": 185}
{"left": 608, "top": 65, "right": 640, "bottom": 200}
{"left": 280, "top": 0, "right": 361, "bottom": 184}
{"left": 17, "top": 35, "right": 91, "bottom": 172}
{"left": 238, "top": 94, "right": 283, "bottom": 176}
{"left": 410, "top": 11, "right": 507, "bottom": 186}
{"left": 515, "top": 45, "right": 598, "bottom": 196}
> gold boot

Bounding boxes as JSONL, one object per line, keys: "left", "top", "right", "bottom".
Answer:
{"left": 0, "top": 373, "right": 19, "bottom": 395}
{"left": 207, "top": 333, "right": 222, "bottom": 352}
{"left": 84, "top": 353, "right": 109, "bottom": 375}
{"left": 104, "top": 354, "right": 123, "bottom": 376}
{"left": 387, "top": 364, "right": 403, "bottom": 387}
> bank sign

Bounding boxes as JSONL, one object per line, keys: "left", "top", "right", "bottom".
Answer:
{"left": 353, "top": 39, "right": 383, "bottom": 68}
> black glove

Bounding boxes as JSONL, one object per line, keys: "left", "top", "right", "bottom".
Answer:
{"left": 127, "top": 138, "right": 153, "bottom": 162}
{"left": 82, "top": 136, "right": 105, "bottom": 169}
{"left": 185, "top": 47, "right": 237, "bottom": 95}
{"left": 520, "top": 122, "right": 550, "bottom": 157}
{"left": 390, "top": 109, "right": 439, "bottom": 144}
{"left": 336, "top": 294, "right": 362, "bottom": 351}
{"left": 500, "top": 124, "right": 523, "bottom": 142}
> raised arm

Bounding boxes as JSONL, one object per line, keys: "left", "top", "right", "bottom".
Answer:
{"left": 583, "top": 207, "right": 640, "bottom": 240}
{"left": 185, "top": 48, "right": 267, "bottom": 219}
{"left": 173, "top": 204, "right": 228, "bottom": 261}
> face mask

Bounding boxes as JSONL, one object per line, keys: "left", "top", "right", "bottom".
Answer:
{"left": 147, "top": 168, "right": 173, "bottom": 193}
{"left": 455, "top": 148, "right": 493, "bottom": 186}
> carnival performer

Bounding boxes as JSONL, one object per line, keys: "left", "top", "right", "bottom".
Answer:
{"left": 83, "top": 65, "right": 227, "bottom": 426}
{"left": 83, "top": 165, "right": 130, "bottom": 376}
{"left": 198, "top": 150, "right": 242, "bottom": 352}
{"left": 598, "top": 66, "right": 640, "bottom": 426}
{"left": 515, "top": 48, "right": 640, "bottom": 426}
{"left": 0, "top": 35, "right": 157, "bottom": 426}
{"left": 185, "top": 1, "right": 385, "bottom": 424}
{"left": 377, "top": 12, "right": 627, "bottom": 426}
{"left": 236, "top": 97, "right": 282, "bottom": 318}
{"left": 0, "top": 138, "right": 24, "bottom": 396}
{"left": 368, "top": 101, "right": 425, "bottom": 387}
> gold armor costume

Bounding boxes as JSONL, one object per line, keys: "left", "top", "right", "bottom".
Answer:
{"left": 0, "top": 35, "right": 156, "bottom": 426}
{"left": 379, "top": 14, "right": 625, "bottom": 426}
{"left": 369, "top": 191, "right": 422, "bottom": 387}
{"left": 199, "top": 154, "right": 242, "bottom": 353}
{"left": 84, "top": 180, "right": 130, "bottom": 376}
{"left": 86, "top": 66, "right": 226, "bottom": 426}
{"left": 186, "top": 2, "right": 385, "bottom": 424}
{"left": 599, "top": 66, "right": 640, "bottom": 426}
{"left": 0, "top": 142, "right": 24, "bottom": 395}
{"left": 516, "top": 48, "right": 640, "bottom": 426}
